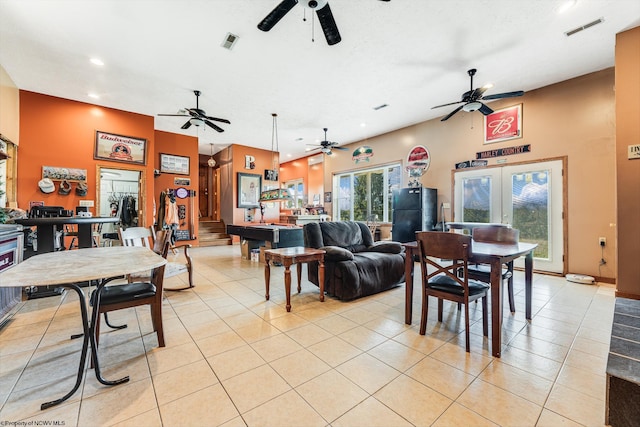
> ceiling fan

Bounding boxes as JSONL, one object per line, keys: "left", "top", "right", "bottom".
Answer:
{"left": 307, "top": 128, "right": 348, "bottom": 155}
{"left": 158, "top": 90, "right": 230, "bottom": 132}
{"left": 432, "top": 69, "right": 524, "bottom": 121}
{"left": 258, "top": 0, "right": 390, "bottom": 46}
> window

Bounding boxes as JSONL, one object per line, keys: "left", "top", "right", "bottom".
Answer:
{"left": 333, "top": 163, "right": 401, "bottom": 222}
{"left": 282, "top": 179, "right": 304, "bottom": 209}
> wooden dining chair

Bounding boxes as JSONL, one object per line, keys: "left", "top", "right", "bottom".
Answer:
{"left": 91, "top": 228, "right": 170, "bottom": 350}
{"left": 416, "top": 231, "right": 489, "bottom": 352}
{"left": 90, "top": 261, "right": 167, "bottom": 349}
{"left": 119, "top": 226, "right": 194, "bottom": 290}
{"left": 469, "top": 226, "right": 520, "bottom": 313}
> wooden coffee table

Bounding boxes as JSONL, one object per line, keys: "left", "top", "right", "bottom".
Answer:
{"left": 264, "top": 247, "right": 325, "bottom": 312}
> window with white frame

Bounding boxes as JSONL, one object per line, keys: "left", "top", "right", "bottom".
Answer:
{"left": 333, "top": 163, "right": 401, "bottom": 222}
{"left": 282, "top": 179, "right": 304, "bottom": 209}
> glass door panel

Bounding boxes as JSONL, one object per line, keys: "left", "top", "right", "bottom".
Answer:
{"left": 454, "top": 160, "right": 564, "bottom": 273}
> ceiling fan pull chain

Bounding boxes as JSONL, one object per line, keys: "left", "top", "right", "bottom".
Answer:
{"left": 311, "top": 11, "right": 316, "bottom": 42}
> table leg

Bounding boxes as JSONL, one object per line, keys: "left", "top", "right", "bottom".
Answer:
{"left": 77, "top": 223, "right": 93, "bottom": 248}
{"left": 40, "top": 284, "right": 88, "bottom": 410}
{"left": 318, "top": 257, "right": 325, "bottom": 302}
{"left": 525, "top": 250, "right": 533, "bottom": 320}
{"left": 89, "top": 281, "right": 130, "bottom": 386}
{"left": 296, "top": 263, "right": 302, "bottom": 293}
{"left": 490, "top": 259, "right": 503, "bottom": 357}
{"left": 284, "top": 265, "right": 292, "bottom": 312}
{"left": 264, "top": 258, "right": 271, "bottom": 301}
{"left": 36, "top": 225, "right": 56, "bottom": 253}
{"left": 404, "top": 247, "right": 415, "bottom": 325}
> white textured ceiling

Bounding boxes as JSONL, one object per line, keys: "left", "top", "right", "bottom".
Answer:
{"left": 1, "top": 0, "right": 639, "bottom": 160}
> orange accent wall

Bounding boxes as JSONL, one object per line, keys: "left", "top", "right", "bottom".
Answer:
{"left": 16, "top": 91, "right": 200, "bottom": 245}
{"left": 217, "top": 144, "right": 283, "bottom": 242}
{"left": 279, "top": 154, "right": 325, "bottom": 210}
{"left": 153, "top": 130, "right": 199, "bottom": 241}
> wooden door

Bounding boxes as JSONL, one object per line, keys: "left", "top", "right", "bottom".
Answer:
{"left": 198, "top": 164, "right": 218, "bottom": 220}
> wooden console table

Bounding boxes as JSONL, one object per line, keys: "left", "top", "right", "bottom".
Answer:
{"left": 264, "top": 247, "right": 325, "bottom": 312}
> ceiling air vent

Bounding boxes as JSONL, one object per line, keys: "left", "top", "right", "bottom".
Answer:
{"left": 565, "top": 17, "right": 604, "bottom": 37}
{"left": 221, "top": 32, "right": 239, "bottom": 50}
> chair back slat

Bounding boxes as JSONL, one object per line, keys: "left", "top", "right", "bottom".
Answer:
{"left": 118, "top": 227, "right": 155, "bottom": 250}
{"left": 472, "top": 226, "right": 519, "bottom": 244}
{"left": 416, "top": 231, "right": 471, "bottom": 260}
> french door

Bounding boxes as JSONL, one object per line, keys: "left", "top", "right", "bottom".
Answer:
{"left": 453, "top": 159, "right": 565, "bottom": 273}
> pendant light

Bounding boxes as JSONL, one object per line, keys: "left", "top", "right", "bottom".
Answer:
{"left": 259, "top": 113, "right": 292, "bottom": 202}
{"left": 207, "top": 143, "right": 216, "bottom": 167}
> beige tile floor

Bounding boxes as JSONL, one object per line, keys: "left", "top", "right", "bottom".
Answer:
{"left": 0, "top": 245, "right": 615, "bottom": 426}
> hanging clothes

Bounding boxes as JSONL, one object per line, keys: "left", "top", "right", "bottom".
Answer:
{"left": 164, "top": 192, "right": 179, "bottom": 227}
{"left": 156, "top": 190, "right": 179, "bottom": 245}
{"left": 119, "top": 195, "right": 138, "bottom": 227}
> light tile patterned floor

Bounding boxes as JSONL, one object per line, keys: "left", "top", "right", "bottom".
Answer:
{"left": 0, "top": 245, "right": 615, "bottom": 426}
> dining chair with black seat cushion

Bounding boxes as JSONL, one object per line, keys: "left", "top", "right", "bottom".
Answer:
{"left": 469, "top": 226, "right": 519, "bottom": 313}
{"left": 416, "top": 231, "right": 489, "bottom": 353}
{"left": 119, "top": 226, "right": 194, "bottom": 290}
{"left": 90, "top": 260, "right": 167, "bottom": 350}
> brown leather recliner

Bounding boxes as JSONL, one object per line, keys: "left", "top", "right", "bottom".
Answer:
{"left": 303, "top": 221, "right": 405, "bottom": 300}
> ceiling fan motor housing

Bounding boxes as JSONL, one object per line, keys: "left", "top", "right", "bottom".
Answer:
{"left": 301, "top": 0, "right": 327, "bottom": 9}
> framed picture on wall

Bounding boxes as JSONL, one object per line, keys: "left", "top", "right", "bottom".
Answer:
{"left": 94, "top": 130, "right": 147, "bottom": 165}
{"left": 160, "top": 153, "right": 190, "bottom": 175}
{"left": 237, "top": 172, "right": 261, "bottom": 208}
{"left": 484, "top": 104, "right": 522, "bottom": 144}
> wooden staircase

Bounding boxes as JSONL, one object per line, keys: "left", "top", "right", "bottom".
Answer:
{"left": 198, "top": 220, "right": 232, "bottom": 247}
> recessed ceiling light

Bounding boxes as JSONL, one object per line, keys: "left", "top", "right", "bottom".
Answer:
{"left": 88, "top": 93, "right": 100, "bottom": 99}
{"left": 360, "top": 123, "right": 366, "bottom": 127}
{"left": 557, "top": 0, "right": 577, "bottom": 14}
{"left": 90, "top": 58, "right": 104, "bottom": 66}
{"left": 287, "top": 153, "right": 292, "bottom": 157}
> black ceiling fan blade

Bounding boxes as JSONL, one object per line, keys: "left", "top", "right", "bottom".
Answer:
{"left": 332, "top": 146, "right": 348, "bottom": 151}
{"left": 440, "top": 104, "right": 465, "bottom": 121}
{"left": 316, "top": 3, "right": 341, "bottom": 45}
{"left": 158, "top": 113, "right": 189, "bottom": 117}
{"left": 204, "top": 120, "right": 224, "bottom": 132}
{"left": 205, "top": 115, "right": 230, "bottom": 124}
{"left": 478, "top": 103, "right": 494, "bottom": 115}
{"left": 469, "top": 86, "right": 490, "bottom": 100}
{"left": 181, "top": 120, "right": 192, "bottom": 130}
{"left": 432, "top": 100, "right": 464, "bottom": 109}
{"left": 258, "top": 0, "right": 298, "bottom": 32}
{"left": 482, "top": 90, "right": 525, "bottom": 100}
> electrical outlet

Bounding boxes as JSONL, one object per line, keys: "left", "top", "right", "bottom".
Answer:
{"left": 599, "top": 237, "right": 606, "bottom": 246}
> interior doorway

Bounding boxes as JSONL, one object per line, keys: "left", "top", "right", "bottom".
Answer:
{"left": 453, "top": 158, "right": 566, "bottom": 274}
{"left": 198, "top": 163, "right": 218, "bottom": 220}
{"left": 96, "top": 166, "right": 145, "bottom": 236}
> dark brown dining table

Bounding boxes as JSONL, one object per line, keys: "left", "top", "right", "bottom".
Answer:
{"left": 402, "top": 238, "right": 538, "bottom": 358}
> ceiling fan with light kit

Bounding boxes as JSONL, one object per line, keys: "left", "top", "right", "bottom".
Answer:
{"left": 158, "top": 90, "right": 230, "bottom": 132}
{"left": 258, "top": 0, "right": 390, "bottom": 46}
{"left": 306, "top": 128, "right": 348, "bottom": 155}
{"left": 432, "top": 69, "right": 524, "bottom": 121}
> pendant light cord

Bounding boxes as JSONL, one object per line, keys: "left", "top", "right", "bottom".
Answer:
{"left": 271, "top": 113, "right": 279, "bottom": 173}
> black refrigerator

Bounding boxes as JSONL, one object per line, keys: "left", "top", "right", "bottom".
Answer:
{"left": 391, "top": 187, "right": 438, "bottom": 242}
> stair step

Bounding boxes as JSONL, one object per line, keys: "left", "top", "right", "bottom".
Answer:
{"left": 198, "top": 233, "right": 229, "bottom": 241}
{"left": 197, "top": 220, "right": 230, "bottom": 246}
{"left": 199, "top": 238, "right": 232, "bottom": 247}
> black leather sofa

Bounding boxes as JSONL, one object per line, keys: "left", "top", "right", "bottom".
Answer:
{"left": 303, "top": 221, "right": 406, "bottom": 300}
